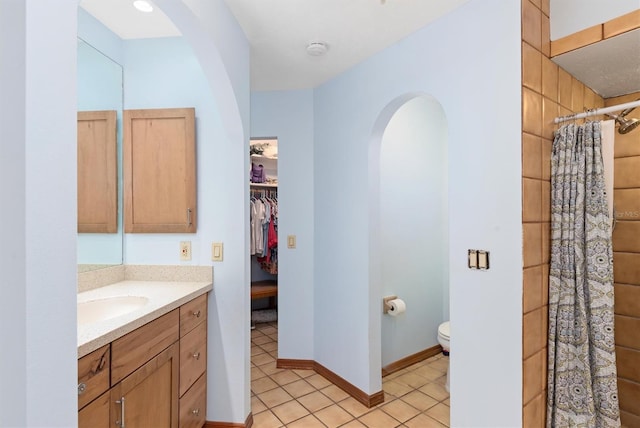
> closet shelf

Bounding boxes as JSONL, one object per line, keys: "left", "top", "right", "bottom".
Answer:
{"left": 250, "top": 182, "right": 278, "bottom": 188}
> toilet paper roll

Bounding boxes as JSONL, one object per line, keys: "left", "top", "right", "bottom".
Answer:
{"left": 387, "top": 298, "right": 406, "bottom": 316}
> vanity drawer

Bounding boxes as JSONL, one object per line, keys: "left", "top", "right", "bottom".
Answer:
{"left": 180, "top": 294, "right": 207, "bottom": 337}
{"left": 111, "top": 309, "right": 179, "bottom": 384}
{"left": 179, "top": 373, "right": 206, "bottom": 428}
{"left": 179, "top": 320, "right": 207, "bottom": 397}
{"left": 78, "top": 344, "right": 110, "bottom": 410}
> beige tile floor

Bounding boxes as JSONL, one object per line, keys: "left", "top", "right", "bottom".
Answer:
{"left": 251, "top": 321, "right": 450, "bottom": 428}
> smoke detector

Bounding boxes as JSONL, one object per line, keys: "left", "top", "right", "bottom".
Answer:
{"left": 306, "top": 42, "right": 329, "bottom": 56}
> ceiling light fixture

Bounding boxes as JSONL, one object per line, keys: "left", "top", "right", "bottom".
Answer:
{"left": 133, "top": 0, "right": 153, "bottom": 13}
{"left": 306, "top": 42, "right": 329, "bottom": 57}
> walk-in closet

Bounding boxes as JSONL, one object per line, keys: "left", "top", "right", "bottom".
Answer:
{"left": 249, "top": 138, "right": 278, "bottom": 328}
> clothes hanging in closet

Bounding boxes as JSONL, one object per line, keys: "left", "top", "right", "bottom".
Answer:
{"left": 250, "top": 189, "right": 278, "bottom": 274}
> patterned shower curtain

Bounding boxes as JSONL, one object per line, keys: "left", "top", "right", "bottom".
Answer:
{"left": 547, "top": 121, "right": 621, "bottom": 427}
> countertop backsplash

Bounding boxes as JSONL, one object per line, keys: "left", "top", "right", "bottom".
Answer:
{"left": 78, "top": 264, "right": 213, "bottom": 293}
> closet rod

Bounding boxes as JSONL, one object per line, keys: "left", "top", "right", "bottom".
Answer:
{"left": 554, "top": 99, "right": 640, "bottom": 124}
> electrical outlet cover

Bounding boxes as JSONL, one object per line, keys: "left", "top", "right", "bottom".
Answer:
{"left": 180, "top": 241, "right": 191, "bottom": 261}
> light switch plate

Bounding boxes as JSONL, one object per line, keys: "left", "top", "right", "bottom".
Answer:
{"left": 468, "top": 249, "right": 477, "bottom": 269}
{"left": 287, "top": 235, "right": 296, "bottom": 249}
{"left": 478, "top": 250, "right": 489, "bottom": 269}
{"left": 211, "top": 242, "right": 223, "bottom": 261}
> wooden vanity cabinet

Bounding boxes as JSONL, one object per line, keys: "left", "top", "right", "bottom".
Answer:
{"left": 78, "top": 294, "right": 208, "bottom": 428}
{"left": 123, "top": 107, "right": 196, "bottom": 233}
{"left": 179, "top": 294, "right": 208, "bottom": 428}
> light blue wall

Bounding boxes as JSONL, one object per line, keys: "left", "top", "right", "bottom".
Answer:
{"left": 379, "top": 96, "right": 448, "bottom": 366}
{"left": 77, "top": 8, "right": 123, "bottom": 65}
{"left": 121, "top": 34, "right": 250, "bottom": 421}
{"left": 313, "top": 1, "right": 522, "bottom": 426}
{"left": 76, "top": 36, "right": 124, "bottom": 265}
{"left": 76, "top": 1, "right": 252, "bottom": 422}
{"left": 142, "top": 2, "right": 251, "bottom": 422}
{"left": 251, "top": 90, "right": 315, "bottom": 360}
{"left": 122, "top": 36, "right": 222, "bottom": 266}
{"left": 1, "top": 1, "right": 78, "bottom": 426}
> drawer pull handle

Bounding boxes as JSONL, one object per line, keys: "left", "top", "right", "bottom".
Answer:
{"left": 192, "top": 352, "right": 201, "bottom": 360}
{"left": 115, "top": 396, "right": 125, "bottom": 428}
{"left": 78, "top": 383, "right": 86, "bottom": 395}
{"left": 192, "top": 408, "right": 200, "bottom": 416}
{"left": 192, "top": 310, "right": 201, "bottom": 318}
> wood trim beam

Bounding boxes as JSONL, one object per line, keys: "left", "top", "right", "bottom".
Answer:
{"left": 551, "top": 8, "right": 640, "bottom": 57}
{"left": 550, "top": 24, "right": 602, "bottom": 57}
{"left": 604, "top": 9, "right": 640, "bottom": 39}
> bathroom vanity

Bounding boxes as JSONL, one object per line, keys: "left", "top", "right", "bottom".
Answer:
{"left": 77, "top": 277, "right": 211, "bottom": 428}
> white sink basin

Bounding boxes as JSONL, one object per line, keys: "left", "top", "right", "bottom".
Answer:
{"left": 78, "top": 296, "right": 149, "bottom": 325}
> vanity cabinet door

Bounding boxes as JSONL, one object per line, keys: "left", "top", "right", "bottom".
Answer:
{"left": 123, "top": 107, "right": 196, "bottom": 233}
{"left": 110, "top": 342, "right": 179, "bottom": 428}
{"left": 79, "top": 391, "right": 110, "bottom": 428}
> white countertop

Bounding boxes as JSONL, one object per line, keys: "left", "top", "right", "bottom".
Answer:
{"left": 77, "top": 280, "right": 212, "bottom": 358}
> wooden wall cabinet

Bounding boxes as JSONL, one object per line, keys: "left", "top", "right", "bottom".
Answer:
{"left": 124, "top": 107, "right": 196, "bottom": 233}
{"left": 78, "top": 294, "right": 207, "bottom": 428}
{"left": 77, "top": 110, "right": 118, "bottom": 233}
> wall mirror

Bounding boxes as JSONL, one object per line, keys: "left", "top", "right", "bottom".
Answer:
{"left": 77, "top": 37, "right": 124, "bottom": 271}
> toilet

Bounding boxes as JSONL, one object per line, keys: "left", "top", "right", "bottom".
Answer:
{"left": 437, "top": 321, "right": 450, "bottom": 392}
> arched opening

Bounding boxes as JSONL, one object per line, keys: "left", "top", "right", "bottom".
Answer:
{"left": 369, "top": 93, "right": 449, "bottom": 403}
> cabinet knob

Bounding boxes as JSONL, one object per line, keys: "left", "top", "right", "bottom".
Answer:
{"left": 191, "top": 408, "right": 200, "bottom": 416}
{"left": 192, "top": 310, "right": 201, "bottom": 318}
{"left": 192, "top": 352, "right": 201, "bottom": 360}
{"left": 78, "top": 383, "right": 86, "bottom": 395}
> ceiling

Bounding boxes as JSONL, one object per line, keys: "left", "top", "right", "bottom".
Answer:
{"left": 80, "top": 0, "right": 640, "bottom": 97}
{"left": 79, "top": 0, "right": 469, "bottom": 91}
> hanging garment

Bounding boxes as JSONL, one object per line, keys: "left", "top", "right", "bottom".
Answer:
{"left": 547, "top": 121, "right": 620, "bottom": 428}
{"left": 256, "top": 195, "right": 278, "bottom": 274}
{"left": 253, "top": 199, "right": 266, "bottom": 255}
{"left": 250, "top": 199, "right": 257, "bottom": 255}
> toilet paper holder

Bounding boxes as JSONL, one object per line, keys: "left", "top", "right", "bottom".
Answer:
{"left": 383, "top": 295, "right": 397, "bottom": 314}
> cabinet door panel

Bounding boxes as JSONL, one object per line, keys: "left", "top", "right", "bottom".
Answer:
{"left": 78, "top": 390, "right": 110, "bottom": 428}
{"left": 78, "top": 110, "right": 117, "bottom": 233}
{"left": 124, "top": 108, "right": 196, "bottom": 233}
{"left": 111, "top": 343, "right": 179, "bottom": 428}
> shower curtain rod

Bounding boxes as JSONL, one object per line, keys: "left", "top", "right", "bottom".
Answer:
{"left": 554, "top": 99, "right": 640, "bottom": 123}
